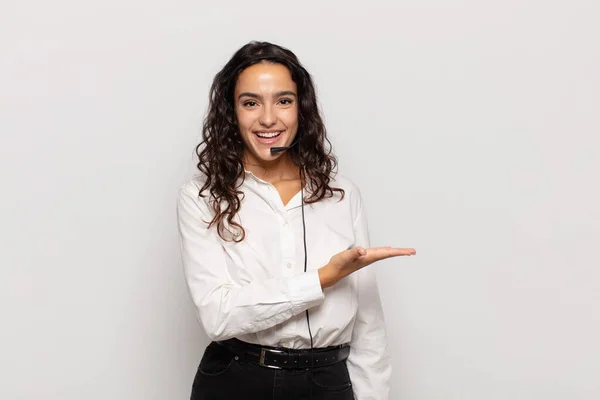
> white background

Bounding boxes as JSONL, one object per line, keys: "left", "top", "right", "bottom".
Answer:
{"left": 1, "top": 1, "right": 599, "bottom": 399}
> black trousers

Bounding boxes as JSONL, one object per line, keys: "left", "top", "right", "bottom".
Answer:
{"left": 191, "top": 341, "right": 355, "bottom": 400}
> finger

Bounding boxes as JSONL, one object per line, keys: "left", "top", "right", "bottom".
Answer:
{"left": 368, "top": 247, "right": 416, "bottom": 260}
{"left": 390, "top": 247, "right": 416, "bottom": 255}
{"left": 386, "top": 248, "right": 416, "bottom": 257}
{"left": 369, "top": 247, "right": 415, "bottom": 255}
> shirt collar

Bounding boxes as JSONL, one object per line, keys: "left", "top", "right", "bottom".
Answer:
{"left": 243, "top": 169, "right": 308, "bottom": 211}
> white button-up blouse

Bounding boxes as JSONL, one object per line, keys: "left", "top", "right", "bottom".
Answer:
{"left": 177, "top": 170, "right": 391, "bottom": 399}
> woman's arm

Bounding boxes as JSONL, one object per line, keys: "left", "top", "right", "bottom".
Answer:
{"left": 346, "top": 191, "right": 392, "bottom": 400}
{"left": 177, "top": 184, "right": 324, "bottom": 341}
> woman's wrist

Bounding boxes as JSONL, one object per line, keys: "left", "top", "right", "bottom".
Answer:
{"left": 318, "top": 264, "right": 337, "bottom": 289}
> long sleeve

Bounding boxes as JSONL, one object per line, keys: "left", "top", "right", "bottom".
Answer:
{"left": 346, "top": 193, "right": 392, "bottom": 400}
{"left": 176, "top": 185, "right": 324, "bottom": 342}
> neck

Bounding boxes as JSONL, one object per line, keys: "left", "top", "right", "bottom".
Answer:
{"left": 243, "top": 152, "right": 300, "bottom": 183}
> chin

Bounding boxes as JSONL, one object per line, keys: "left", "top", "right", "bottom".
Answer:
{"left": 245, "top": 146, "right": 277, "bottom": 164}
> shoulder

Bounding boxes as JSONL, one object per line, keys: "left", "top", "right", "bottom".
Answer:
{"left": 179, "top": 173, "right": 208, "bottom": 197}
{"left": 329, "top": 173, "right": 364, "bottom": 204}
{"left": 177, "top": 174, "right": 212, "bottom": 216}
{"left": 322, "top": 173, "right": 366, "bottom": 223}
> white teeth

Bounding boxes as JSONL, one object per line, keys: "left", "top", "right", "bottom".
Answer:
{"left": 256, "top": 131, "right": 282, "bottom": 138}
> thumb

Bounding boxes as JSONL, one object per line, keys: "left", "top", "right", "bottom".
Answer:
{"left": 353, "top": 247, "right": 366, "bottom": 259}
{"left": 337, "top": 247, "right": 365, "bottom": 264}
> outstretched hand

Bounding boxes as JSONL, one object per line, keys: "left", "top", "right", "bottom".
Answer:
{"left": 319, "top": 246, "right": 416, "bottom": 289}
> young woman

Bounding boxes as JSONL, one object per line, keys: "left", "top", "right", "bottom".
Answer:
{"left": 177, "top": 41, "right": 416, "bottom": 400}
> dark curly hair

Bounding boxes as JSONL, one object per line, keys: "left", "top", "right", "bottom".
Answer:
{"left": 196, "top": 41, "right": 344, "bottom": 242}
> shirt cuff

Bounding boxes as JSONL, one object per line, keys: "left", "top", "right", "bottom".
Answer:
{"left": 287, "top": 270, "right": 325, "bottom": 313}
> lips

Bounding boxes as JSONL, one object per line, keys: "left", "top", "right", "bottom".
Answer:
{"left": 254, "top": 130, "right": 284, "bottom": 145}
{"left": 255, "top": 131, "right": 282, "bottom": 138}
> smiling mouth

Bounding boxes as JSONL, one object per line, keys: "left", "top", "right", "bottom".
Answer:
{"left": 255, "top": 131, "right": 283, "bottom": 138}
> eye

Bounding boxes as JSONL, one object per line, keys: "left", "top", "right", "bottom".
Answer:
{"left": 243, "top": 100, "right": 258, "bottom": 108}
{"left": 279, "top": 98, "right": 294, "bottom": 105}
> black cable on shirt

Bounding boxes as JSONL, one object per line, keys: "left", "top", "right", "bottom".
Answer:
{"left": 300, "top": 166, "right": 314, "bottom": 350}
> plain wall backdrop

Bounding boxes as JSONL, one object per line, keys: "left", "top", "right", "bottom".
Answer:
{"left": 1, "top": 0, "right": 599, "bottom": 399}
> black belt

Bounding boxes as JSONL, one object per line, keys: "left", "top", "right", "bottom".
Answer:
{"left": 217, "top": 338, "right": 350, "bottom": 370}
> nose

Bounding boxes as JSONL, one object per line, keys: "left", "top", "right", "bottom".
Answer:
{"left": 259, "top": 104, "right": 276, "bottom": 127}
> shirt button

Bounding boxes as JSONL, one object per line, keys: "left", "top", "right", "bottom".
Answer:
{"left": 286, "top": 262, "right": 293, "bottom": 268}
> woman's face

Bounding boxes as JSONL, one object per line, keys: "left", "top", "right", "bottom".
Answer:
{"left": 234, "top": 62, "right": 299, "bottom": 165}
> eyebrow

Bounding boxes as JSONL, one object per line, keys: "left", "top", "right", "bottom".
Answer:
{"left": 237, "top": 90, "right": 297, "bottom": 100}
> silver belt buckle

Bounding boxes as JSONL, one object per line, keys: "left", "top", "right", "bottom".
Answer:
{"left": 259, "top": 348, "right": 285, "bottom": 369}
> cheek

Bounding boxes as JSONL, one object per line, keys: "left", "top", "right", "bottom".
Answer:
{"left": 281, "top": 108, "right": 299, "bottom": 128}
{"left": 235, "top": 111, "right": 253, "bottom": 132}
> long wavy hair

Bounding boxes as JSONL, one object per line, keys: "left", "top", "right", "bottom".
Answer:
{"left": 196, "top": 41, "right": 344, "bottom": 242}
